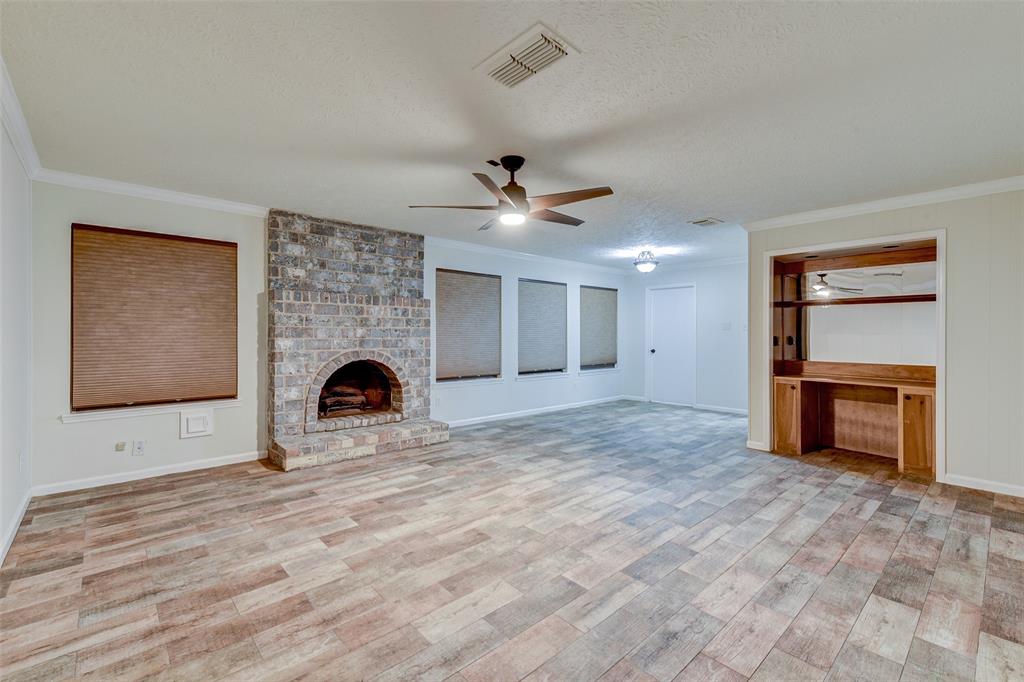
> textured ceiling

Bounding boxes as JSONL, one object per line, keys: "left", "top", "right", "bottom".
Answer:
{"left": 3, "top": 2, "right": 1022, "bottom": 268}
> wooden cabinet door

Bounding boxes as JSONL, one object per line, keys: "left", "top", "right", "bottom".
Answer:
{"left": 773, "top": 379, "right": 801, "bottom": 455}
{"left": 900, "top": 390, "right": 934, "bottom": 476}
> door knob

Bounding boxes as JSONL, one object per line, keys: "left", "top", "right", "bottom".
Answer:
{"left": 650, "top": 348, "right": 656, "bottom": 354}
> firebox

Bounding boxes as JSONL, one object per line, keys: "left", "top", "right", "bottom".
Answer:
{"left": 319, "top": 360, "right": 393, "bottom": 419}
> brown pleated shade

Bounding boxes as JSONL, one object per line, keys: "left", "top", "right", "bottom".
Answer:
{"left": 71, "top": 224, "right": 238, "bottom": 410}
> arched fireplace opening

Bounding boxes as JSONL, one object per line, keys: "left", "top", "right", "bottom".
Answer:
{"left": 318, "top": 360, "right": 393, "bottom": 419}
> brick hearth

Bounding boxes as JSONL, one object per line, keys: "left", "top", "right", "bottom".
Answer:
{"left": 266, "top": 209, "right": 448, "bottom": 471}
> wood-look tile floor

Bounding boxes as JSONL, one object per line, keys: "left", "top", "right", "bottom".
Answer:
{"left": 2, "top": 401, "right": 1023, "bottom": 681}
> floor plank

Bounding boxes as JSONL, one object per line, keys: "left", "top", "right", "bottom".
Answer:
{"left": 1, "top": 402, "right": 1020, "bottom": 681}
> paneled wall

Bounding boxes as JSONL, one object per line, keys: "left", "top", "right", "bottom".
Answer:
{"left": 748, "top": 190, "right": 1024, "bottom": 494}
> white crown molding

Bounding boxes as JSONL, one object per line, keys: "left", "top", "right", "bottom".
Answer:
{"left": 4, "top": 56, "right": 268, "bottom": 218}
{"left": 743, "top": 175, "right": 1024, "bottom": 232}
{"left": 424, "top": 235, "right": 630, "bottom": 275}
{"left": 1, "top": 55, "right": 42, "bottom": 176}
{"left": 643, "top": 255, "right": 747, "bottom": 274}
{"left": 34, "top": 168, "right": 268, "bottom": 217}
{"left": 425, "top": 236, "right": 748, "bottom": 276}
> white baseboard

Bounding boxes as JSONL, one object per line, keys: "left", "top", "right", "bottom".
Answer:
{"left": 942, "top": 473, "right": 1024, "bottom": 499}
{"left": 1, "top": 486, "right": 33, "bottom": 568}
{"left": 32, "top": 450, "right": 267, "bottom": 497}
{"left": 695, "top": 404, "right": 749, "bottom": 416}
{"left": 446, "top": 395, "right": 643, "bottom": 427}
{"left": 649, "top": 400, "right": 695, "bottom": 408}
{"left": 746, "top": 440, "right": 770, "bottom": 451}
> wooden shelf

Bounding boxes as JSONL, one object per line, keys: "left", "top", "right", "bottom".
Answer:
{"left": 773, "top": 294, "right": 936, "bottom": 308}
{"left": 775, "top": 374, "right": 935, "bottom": 392}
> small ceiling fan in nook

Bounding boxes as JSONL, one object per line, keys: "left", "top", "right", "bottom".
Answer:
{"left": 409, "top": 155, "right": 613, "bottom": 230}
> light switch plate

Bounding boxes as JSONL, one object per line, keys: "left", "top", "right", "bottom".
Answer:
{"left": 180, "top": 409, "right": 214, "bottom": 439}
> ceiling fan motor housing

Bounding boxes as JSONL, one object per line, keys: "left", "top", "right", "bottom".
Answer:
{"left": 500, "top": 183, "right": 529, "bottom": 212}
{"left": 499, "top": 155, "right": 525, "bottom": 173}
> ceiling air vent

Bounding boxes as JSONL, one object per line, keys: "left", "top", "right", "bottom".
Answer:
{"left": 688, "top": 217, "right": 724, "bottom": 227}
{"left": 477, "top": 23, "right": 575, "bottom": 88}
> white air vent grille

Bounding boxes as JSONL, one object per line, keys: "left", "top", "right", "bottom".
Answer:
{"left": 477, "top": 23, "right": 575, "bottom": 88}
{"left": 688, "top": 217, "right": 724, "bottom": 227}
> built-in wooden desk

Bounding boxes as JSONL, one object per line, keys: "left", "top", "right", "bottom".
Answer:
{"left": 773, "top": 367, "right": 935, "bottom": 478}
{"left": 769, "top": 242, "right": 939, "bottom": 479}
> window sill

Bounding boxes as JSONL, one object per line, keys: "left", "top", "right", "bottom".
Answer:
{"left": 60, "top": 398, "right": 242, "bottom": 424}
{"left": 433, "top": 377, "right": 505, "bottom": 387}
{"left": 579, "top": 367, "right": 620, "bottom": 375}
{"left": 515, "top": 372, "right": 570, "bottom": 382}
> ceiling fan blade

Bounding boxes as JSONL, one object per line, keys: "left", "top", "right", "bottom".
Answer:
{"left": 408, "top": 204, "right": 497, "bottom": 210}
{"left": 528, "top": 186, "right": 613, "bottom": 211}
{"left": 477, "top": 218, "right": 497, "bottom": 231}
{"left": 472, "top": 173, "right": 514, "bottom": 205}
{"left": 530, "top": 209, "right": 584, "bottom": 226}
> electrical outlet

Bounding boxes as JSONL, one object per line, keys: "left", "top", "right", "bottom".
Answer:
{"left": 115, "top": 442, "right": 127, "bottom": 452}
{"left": 19, "top": 449, "right": 26, "bottom": 473}
{"left": 131, "top": 440, "right": 146, "bottom": 457}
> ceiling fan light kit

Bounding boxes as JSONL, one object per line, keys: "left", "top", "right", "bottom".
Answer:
{"left": 408, "top": 154, "right": 612, "bottom": 232}
{"left": 499, "top": 211, "right": 526, "bottom": 226}
{"left": 634, "top": 251, "right": 659, "bottom": 273}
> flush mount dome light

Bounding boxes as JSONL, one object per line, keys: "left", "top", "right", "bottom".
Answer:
{"left": 634, "top": 250, "right": 658, "bottom": 273}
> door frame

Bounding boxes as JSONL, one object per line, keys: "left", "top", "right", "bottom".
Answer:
{"left": 759, "top": 228, "right": 947, "bottom": 482}
{"left": 644, "top": 283, "right": 697, "bottom": 405}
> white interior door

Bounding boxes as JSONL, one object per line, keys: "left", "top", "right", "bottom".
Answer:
{"left": 649, "top": 286, "right": 697, "bottom": 405}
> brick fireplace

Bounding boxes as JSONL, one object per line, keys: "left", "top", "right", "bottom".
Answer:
{"left": 266, "top": 209, "right": 448, "bottom": 471}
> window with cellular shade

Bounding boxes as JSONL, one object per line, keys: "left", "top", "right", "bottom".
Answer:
{"left": 435, "top": 269, "right": 501, "bottom": 380}
{"left": 71, "top": 224, "right": 238, "bottom": 410}
{"left": 518, "top": 279, "right": 567, "bottom": 374}
{"left": 580, "top": 286, "right": 618, "bottom": 369}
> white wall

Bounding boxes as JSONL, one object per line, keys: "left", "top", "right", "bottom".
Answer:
{"left": 808, "top": 302, "right": 936, "bottom": 365}
{"left": 640, "top": 260, "right": 748, "bottom": 414}
{"left": 1, "top": 122, "right": 33, "bottom": 560}
{"left": 748, "top": 190, "right": 1024, "bottom": 495}
{"left": 31, "top": 182, "right": 266, "bottom": 491}
{"left": 424, "top": 238, "right": 644, "bottom": 425}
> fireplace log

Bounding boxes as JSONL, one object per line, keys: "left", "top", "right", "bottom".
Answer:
{"left": 322, "top": 395, "right": 366, "bottom": 408}
{"left": 327, "top": 385, "right": 363, "bottom": 397}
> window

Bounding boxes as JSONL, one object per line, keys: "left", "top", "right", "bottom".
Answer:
{"left": 435, "top": 269, "right": 501, "bottom": 380}
{"left": 71, "top": 224, "right": 237, "bottom": 410}
{"left": 518, "top": 279, "right": 567, "bottom": 375}
{"left": 580, "top": 286, "right": 618, "bottom": 370}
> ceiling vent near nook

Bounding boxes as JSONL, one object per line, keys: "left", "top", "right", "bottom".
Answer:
{"left": 688, "top": 217, "right": 725, "bottom": 227}
{"left": 477, "top": 23, "right": 575, "bottom": 88}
